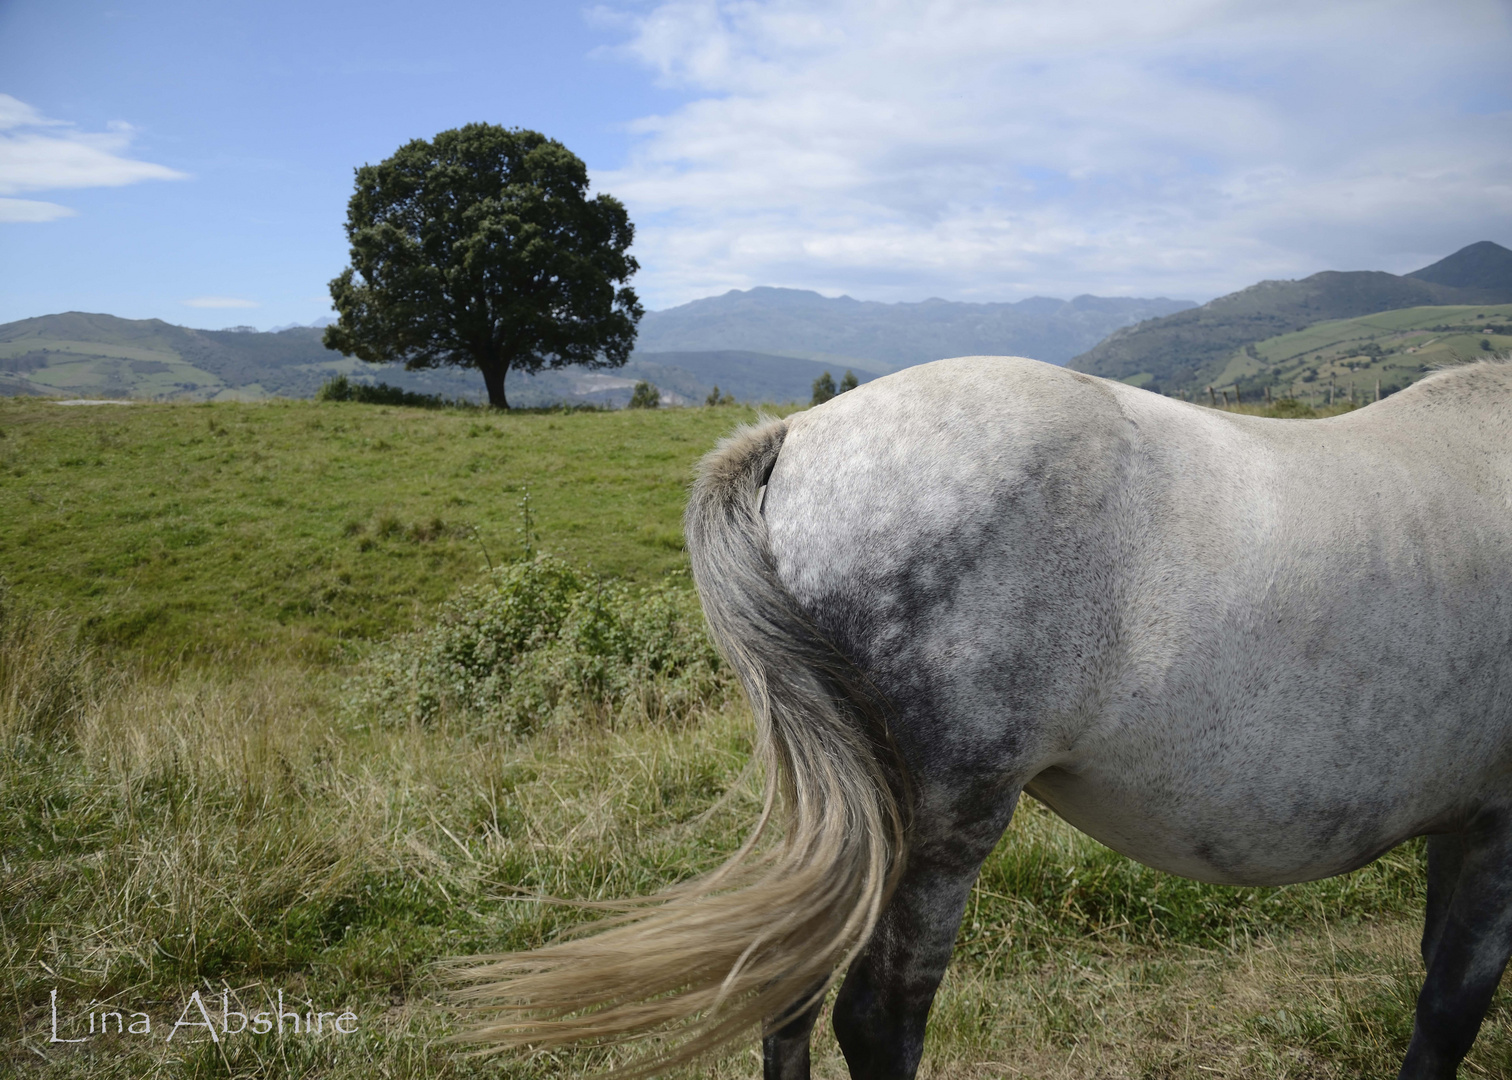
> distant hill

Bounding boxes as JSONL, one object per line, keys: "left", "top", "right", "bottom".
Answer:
{"left": 1200, "top": 303, "right": 1512, "bottom": 405}
{"left": 0, "top": 312, "right": 863, "bottom": 407}
{"left": 1068, "top": 241, "right": 1512, "bottom": 392}
{"left": 0, "top": 314, "right": 356, "bottom": 401}
{"left": 635, "top": 289, "right": 1196, "bottom": 371}
{"left": 1405, "top": 240, "right": 1512, "bottom": 291}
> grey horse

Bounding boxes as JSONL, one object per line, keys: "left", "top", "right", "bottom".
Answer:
{"left": 457, "top": 356, "right": 1511, "bottom": 1080}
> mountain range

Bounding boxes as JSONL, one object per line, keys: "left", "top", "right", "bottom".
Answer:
{"left": 1068, "top": 241, "right": 1512, "bottom": 392}
{"left": 0, "top": 311, "right": 888, "bottom": 408}
{"left": 0, "top": 289, "right": 1194, "bottom": 406}
{"left": 635, "top": 289, "right": 1196, "bottom": 371}
{"left": 4, "top": 241, "right": 1507, "bottom": 406}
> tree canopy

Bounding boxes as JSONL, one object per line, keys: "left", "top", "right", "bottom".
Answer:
{"left": 324, "top": 125, "right": 642, "bottom": 409}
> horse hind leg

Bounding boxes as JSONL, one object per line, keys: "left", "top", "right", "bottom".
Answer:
{"left": 1421, "top": 832, "right": 1467, "bottom": 969}
{"left": 762, "top": 983, "right": 826, "bottom": 1080}
{"left": 830, "top": 791, "right": 1022, "bottom": 1080}
{"left": 1400, "top": 811, "right": 1512, "bottom": 1080}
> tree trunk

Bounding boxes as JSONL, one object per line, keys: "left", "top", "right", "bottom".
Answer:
{"left": 480, "top": 361, "right": 509, "bottom": 409}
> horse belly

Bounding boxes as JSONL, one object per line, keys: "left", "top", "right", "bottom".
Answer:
{"left": 1024, "top": 763, "right": 1436, "bottom": 887}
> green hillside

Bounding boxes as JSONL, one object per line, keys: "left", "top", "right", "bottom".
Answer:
{"left": 0, "top": 314, "right": 390, "bottom": 402}
{"left": 0, "top": 313, "right": 866, "bottom": 407}
{"left": 1069, "top": 241, "right": 1512, "bottom": 392}
{"left": 1200, "top": 304, "right": 1512, "bottom": 404}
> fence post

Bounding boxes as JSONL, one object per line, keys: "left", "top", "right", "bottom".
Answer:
{"left": 1265, "top": 385, "right": 1273, "bottom": 404}
{"left": 1208, "top": 386, "right": 1217, "bottom": 406}
{"left": 1376, "top": 379, "right": 1381, "bottom": 401}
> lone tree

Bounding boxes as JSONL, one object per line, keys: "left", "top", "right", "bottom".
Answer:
{"left": 324, "top": 125, "right": 642, "bottom": 409}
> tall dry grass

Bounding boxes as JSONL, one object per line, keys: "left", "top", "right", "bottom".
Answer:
{"left": 6, "top": 585, "right": 1512, "bottom": 1078}
{"left": 2, "top": 585, "right": 762, "bottom": 1077}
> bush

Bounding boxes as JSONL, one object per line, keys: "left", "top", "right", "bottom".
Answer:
{"left": 346, "top": 555, "right": 728, "bottom": 734}
{"left": 628, "top": 381, "right": 660, "bottom": 409}
{"left": 316, "top": 375, "right": 462, "bottom": 409}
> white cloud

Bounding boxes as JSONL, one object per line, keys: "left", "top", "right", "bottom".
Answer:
{"left": 0, "top": 95, "right": 64, "bottom": 131}
{"left": 0, "top": 94, "right": 187, "bottom": 218}
{"left": 182, "top": 297, "right": 259, "bottom": 309}
{"left": 0, "top": 196, "right": 77, "bottom": 222}
{"left": 593, "top": 0, "right": 1512, "bottom": 306}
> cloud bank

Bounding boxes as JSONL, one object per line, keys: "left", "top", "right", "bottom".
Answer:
{"left": 594, "top": 0, "right": 1512, "bottom": 306}
{"left": 0, "top": 94, "right": 187, "bottom": 223}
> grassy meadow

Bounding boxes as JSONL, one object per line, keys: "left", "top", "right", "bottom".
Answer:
{"left": 0, "top": 396, "right": 751, "bottom": 665}
{"left": 4, "top": 392, "right": 1511, "bottom": 1079}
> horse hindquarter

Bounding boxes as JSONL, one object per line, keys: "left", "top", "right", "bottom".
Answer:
{"left": 759, "top": 356, "right": 1512, "bottom": 1079}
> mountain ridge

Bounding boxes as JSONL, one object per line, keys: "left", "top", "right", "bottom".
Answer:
{"left": 634, "top": 288, "right": 1197, "bottom": 370}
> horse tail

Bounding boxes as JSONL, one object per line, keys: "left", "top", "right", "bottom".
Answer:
{"left": 450, "top": 416, "right": 908, "bottom": 1075}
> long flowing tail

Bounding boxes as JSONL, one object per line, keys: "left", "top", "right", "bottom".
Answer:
{"left": 449, "top": 417, "right": 908, "bottom": 1074}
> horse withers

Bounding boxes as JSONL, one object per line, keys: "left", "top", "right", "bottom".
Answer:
{"left": 455, "top": 356, "right": 1512, "bottom": 1080}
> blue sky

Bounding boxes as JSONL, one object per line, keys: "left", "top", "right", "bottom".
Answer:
{"left": 2, "top": 0, "right": 1510, "bottom": 328}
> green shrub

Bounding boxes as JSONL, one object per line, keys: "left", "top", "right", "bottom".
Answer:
{"left": 347, "top": 555, "right": 728, "bottom": 733}
{"left": 316, "top": 375, "right": 466, "bottom": 409}
{"left": 628, "top": 380, "right": 661, "bottom": 409}
{"left": 315, "top": 374, "right": 353, "bottom": 401}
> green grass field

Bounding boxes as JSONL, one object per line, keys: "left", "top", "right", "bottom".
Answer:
{"left": 5, "top": 394, "right": 1510, "bottom": 1079}
{"left": 0, "top": 397, "right": 773, "bottom": 665}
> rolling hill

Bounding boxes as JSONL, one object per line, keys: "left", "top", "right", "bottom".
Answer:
{"left": 0, "top": 313, "right": 874, "bottom": 407}
{"left": 1068, "top": 241, "right": 1512, "bottom": 393}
